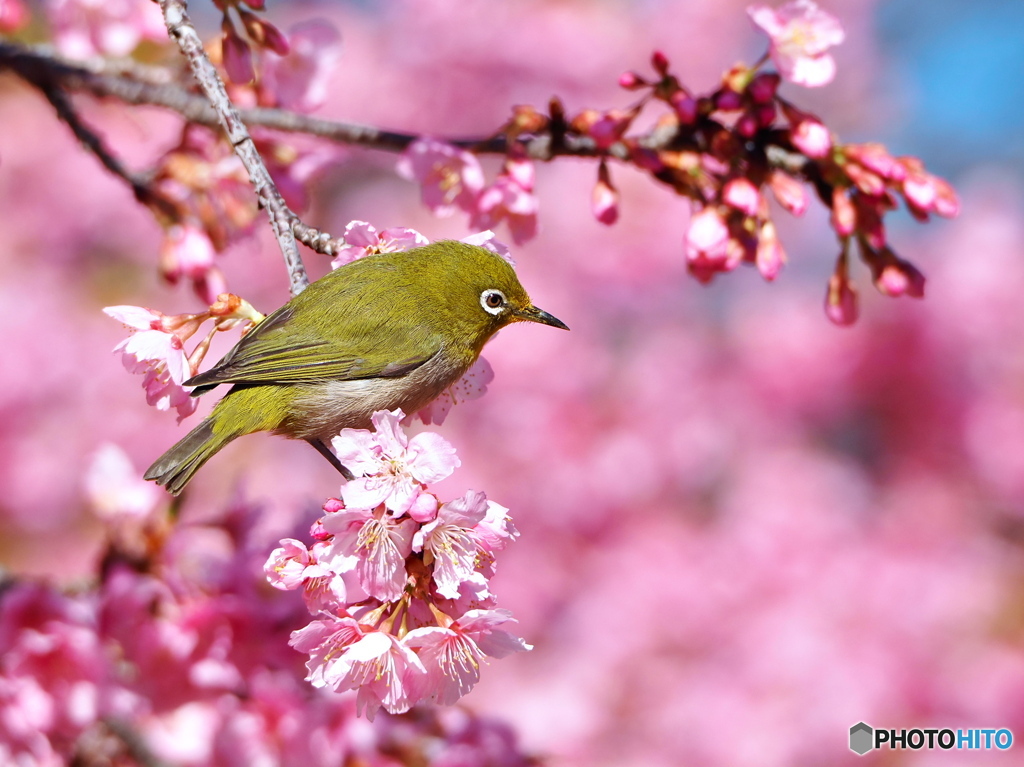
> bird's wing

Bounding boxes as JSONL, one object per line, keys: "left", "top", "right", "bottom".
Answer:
{"left": 185, "top": 301, "right": 440, "bottom": 392}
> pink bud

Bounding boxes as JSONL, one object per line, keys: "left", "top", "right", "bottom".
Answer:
{"left": 652, "top": 50, "right": 670, "bottom": 75}
{"left": 754, "top": 103, "right": 777, "bottom": 128}
{"left": 592, "top": 164, "right": 619, "bottom": 226}
{"left": 852, "top": 194, "right": 887, "bottom": 250}
{"left": 221, "top": 18, "right": 254, "bottom": 84}
{"left": 831, "top": 188, "right": 856, "bottom": 237}
{"left": 748, "top": 72, "right": 780, "bottom": 104}
{"left": 825, "top": 270, "right": 858, "bottom": 326}
{"left": 790, "top": 118, "right": 832, "bottom": 158}
{"left": 715, "top": 89, "right": 743, "bottom": 111}
{"left": 259, "top": 19, "right": 290, "bottom": 56}
{"left": 670, "top": 92, "right": 698, "bottom": 124}
{"left": 619, "top": 71, "right": 646, "bottom": 89}
{"left": 933, "top": 177, "right": 960, "bottom": 218}
{"left": 767, "top": 170, "right": 808, "bottom": 216}
{"left": 736, "top": 112, "right": 759, "bottom": 138}
{"left": 755, "top": 220, "right": 786, "bottom": 281}
{"left": 587, "top": 110, "right": 632, "bottom": 150}
{"left": 847, "top": 144, "right": 905, "bottom": 181}
{"left": 873, "top": 254, "right": 925, "bottom": 299}
{"left": 723, "top": 178, "right": 761, "bottom": 217}
{"left": 844, "top": 162, "right": 886, "bottom": 197}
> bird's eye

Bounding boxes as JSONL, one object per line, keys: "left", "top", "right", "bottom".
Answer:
{"left": 480, "top": 289, "right": 507, "bottom": 315}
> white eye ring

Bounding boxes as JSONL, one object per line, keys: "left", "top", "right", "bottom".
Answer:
{"left": 480, "top": 289, "right": 507, "bottom": 315}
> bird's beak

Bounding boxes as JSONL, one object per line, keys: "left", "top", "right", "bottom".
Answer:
{"left": 515, "top": 304, "right": 569, "bottom": 330}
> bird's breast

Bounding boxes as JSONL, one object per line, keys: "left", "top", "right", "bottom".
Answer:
{"left": 278, "top": 347, "right": 473, "bottom": 441}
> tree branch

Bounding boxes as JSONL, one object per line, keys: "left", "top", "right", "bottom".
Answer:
{"left": 158, "top": 0, "right": 309, "bottom": 296}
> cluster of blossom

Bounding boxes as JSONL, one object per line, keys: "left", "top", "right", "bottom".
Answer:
{"left": 398, "top": 0, "right": 958, "bottom": 325}
{"left": 265, "top": 409, "right": 530, "bottom": 719}
{"left": 154, "top": 18, "right": 341, "bottom": 302}
{"left": 0, "top": 444, "right": 536, "bottom": 765}
{"left": 12, "top": 0, "right": 341, "bottom": 304}
{"left": 104, "top": 293, "right": 264, "bottom": 421}
{"left": 105, "top": 224, "right": 500, "bottom": 424}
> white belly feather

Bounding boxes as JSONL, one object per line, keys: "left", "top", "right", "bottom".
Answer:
{"left": 280, "top": 349, "right": 470, "bottom": 440}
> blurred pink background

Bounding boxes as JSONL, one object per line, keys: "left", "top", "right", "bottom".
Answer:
{"left": 3, "top": 0, "right": 1024, "bottom": 764}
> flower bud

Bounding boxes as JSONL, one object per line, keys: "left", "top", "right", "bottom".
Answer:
{"left": 825, "top": 268, "right": 858, "bottom": 326}
{"left": 755, "top": 220, "right": 786, "bottom": 281}
{"left": 619, "top": 71, "right": 646, "bottom": 89}
{"left": 652, "top": 50, "right": 670, "bottom": 75}
{"left": 722, "top": 177, "right": 761, "bottom": 217}
{"left": 592, "top": 162, "right": 619, "bottom": 226}
{"left": 830, "top": 188, "right": 856, "bottom": 237}
{"left": 767, "top": 170, "right": 808, "bottom": 216}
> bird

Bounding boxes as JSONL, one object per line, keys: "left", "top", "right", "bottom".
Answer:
{"left": 144, "top": 241, "right": 568, "bottom": 494}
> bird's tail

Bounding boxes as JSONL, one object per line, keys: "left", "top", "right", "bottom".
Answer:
{"left": 144, "top": 415, "right": 237, "bottom": 495}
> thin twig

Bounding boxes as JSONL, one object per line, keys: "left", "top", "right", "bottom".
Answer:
{"left": 36, "top": 79, "right": 178, "bottom": 218}
{"left": 158, "top": 0, "right": 310, "bottom": 296}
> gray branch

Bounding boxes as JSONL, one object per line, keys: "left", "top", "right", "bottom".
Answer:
{"left": 159, "top": 0, "right": 309, "bottom": 296}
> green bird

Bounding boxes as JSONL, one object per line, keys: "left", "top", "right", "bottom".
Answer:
{"left": 144, "top": 241, "right": 568, "bottom": 494}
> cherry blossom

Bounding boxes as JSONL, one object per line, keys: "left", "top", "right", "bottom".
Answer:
{"left": 259, "top": 20, "right": 341, "bottom": 112}
{"left": 46, "top": 0, "right": 165, "bottom": 59}
{"left": 397, "top": 138, "right": 486, "bottom": 218}
{"left": 748, "top": 0, "right": 845, "bottom": 87}
{"left": 104, "top": 305, "right": 198, "bottom": 422}
{"left": 320, "top": 504, "right": 417, "bottom": 602}
{"left": 331, "top": 409, "right": 460, "bottom": 515}
{"left": 405, "top": 610, "right": 531, "bottom": 705}
{"left": 330, "top": 220, "right": 430, "bottom": 268}
{"left": 414, "top": 356, "right": 495, "bottom": 427}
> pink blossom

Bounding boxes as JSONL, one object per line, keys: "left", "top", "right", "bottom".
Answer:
{"left": 331, "top": 409, "right": 460, "bottom": 515}
{"left": 159, "top": 224, "right": 221, "bottom": 303}
{"left": 685, "top": 206, "right": 738, "bottom": 283}
{"left": 405, "top": 610, "right": 530, "bottom": 705}
{"left": 321, "top": 505, "right": 416, "bottom": 602}
{"left": 748, "top": 0, "right": 845, "bottom": 87}
{"left": 264, "top": 538, "right": 346, "bottom": 612}
{"left": 412, "top": 490, "right": 493, "bottom": 598}
{"left": 414, "top": 356, "right": 495, "bottom": 426}
{"left": 459, "top": 232, "right": 514, "bottom": 264}
{"left": 330, "top": 221, "right": 430, "bottom": 268}
{"left": 471, "top": 164, "right": 540, "bottom": 246}
{"left": 84, "top": 443, "right": 161, "bottom": 522}
{"left": 47, "top": 0, "right": 165, "bottom": 59}
{"left": 104, "top": 305, "right": 198, "bottom": 422}
{"left": 259, "top": 20, "right": 341, "bottom": 112}
{"left": 722, "top": 177, "right": 762, "bottom": 217}
{"left": 396, "top": 138, "right": 486, "bottom": 218}
{"left": 292, "top": 619, "right": 426, "bottom": 719}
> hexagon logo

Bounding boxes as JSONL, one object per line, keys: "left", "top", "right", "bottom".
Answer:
{"left": 849, "top": 722, "right": 873, "bottom": 755}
